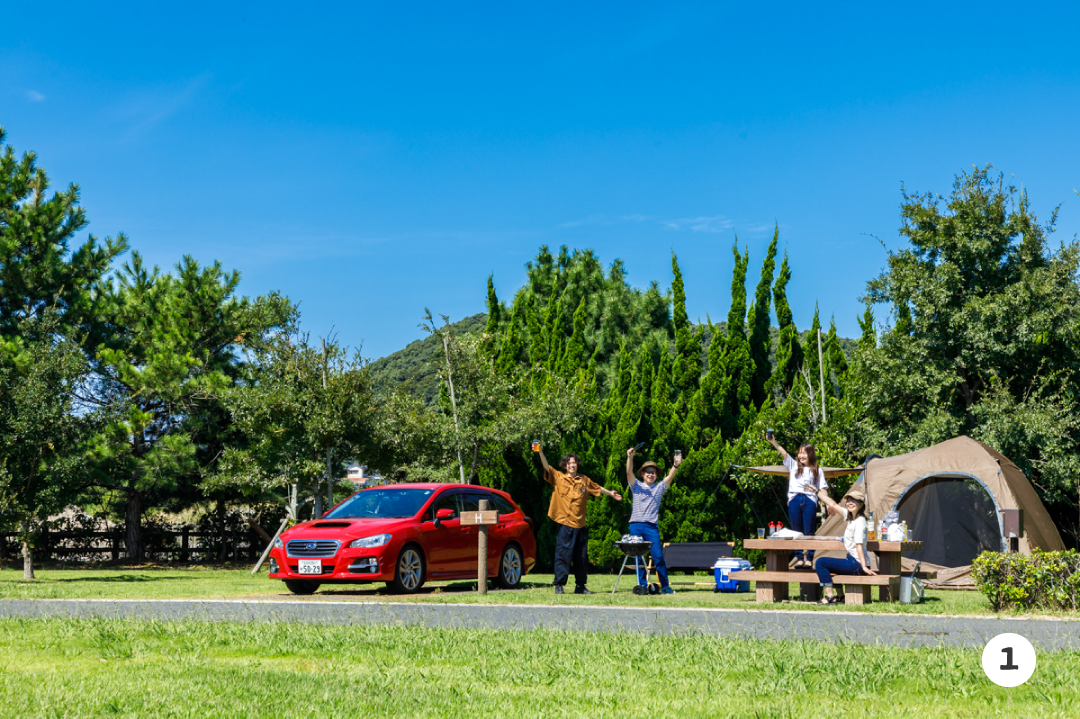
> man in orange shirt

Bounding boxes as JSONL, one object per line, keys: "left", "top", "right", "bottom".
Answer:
{"left": 536, "top": 446, "right": 622, "bottom": 594}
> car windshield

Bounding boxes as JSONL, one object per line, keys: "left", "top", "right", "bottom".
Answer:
{"left": 325, "top": 488, "right": 434, "bottom": 519}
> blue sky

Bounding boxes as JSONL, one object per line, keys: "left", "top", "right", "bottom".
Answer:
{"left": 3, "top": 3, "right": 1078, "bottom": 359}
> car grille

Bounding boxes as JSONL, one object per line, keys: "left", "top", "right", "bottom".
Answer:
{"left": 286, "top": 539, "right": 341, "bottom": 558}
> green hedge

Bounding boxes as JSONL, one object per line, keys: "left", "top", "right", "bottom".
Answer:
{"left": 971, "top": 550, "right": 1080, "bottom": 612}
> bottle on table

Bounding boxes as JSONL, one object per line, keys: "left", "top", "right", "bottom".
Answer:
{"left": 868, "top": 512, "right": 876, "bottom": 541}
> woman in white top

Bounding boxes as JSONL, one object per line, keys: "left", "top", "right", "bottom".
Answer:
{"left": 810, "top": 487, "right": 876, "bottom": 604}
{"left": 766, "top": 435, "right": 828, "bottom": 568}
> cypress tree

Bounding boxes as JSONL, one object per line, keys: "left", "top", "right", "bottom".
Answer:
{"left": 823, "top": 316, "right": 848, "bottom": 398}
{"left": 496, "top": 295, "right": 526, "bottom": 374}
{"left": 484, "top": 274, "right": 502, "bottom": 337}
{"left": 560, "top": 297, "right": 588, "bottom": 374}
{"left": 768, "top": 250, "right": 802, "bottom": 397}
{"left": 719, "top": 243, "right": 755, "bottom": 439}
{"left": 671, "top": 252, "right": 701, "bottom": 396}
{"left": 650, "top": 342, "right": 675, "bottom": 460}
{"left": 857, "top": 303, "right": 876, "bottom": 350}
{"left": 747, "top": 227, "right": 778, "bottom": 407}
{"left": 803, "top": 304, "right": 822, "bottom": 387}
{"left": 526, "top": 295, "right": 545, "bottom": 367}
{"left": 544, "top": 294, "right": 566, "bottom": 373}
{"left": 683, "top": 318, "right": 723, "bottom": 448}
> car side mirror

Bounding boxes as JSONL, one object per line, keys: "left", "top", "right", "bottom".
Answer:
{"left": 433, "top": 508, "right": 455, "bottom": 527}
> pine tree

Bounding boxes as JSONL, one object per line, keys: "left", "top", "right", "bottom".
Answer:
{"left": 768, "top": 250, "right": 802, "bottom": 396}
{"left": 747, "top": 227, "right": 778, "bottom": 407}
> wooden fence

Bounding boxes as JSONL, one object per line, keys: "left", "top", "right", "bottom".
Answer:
{"left": 0, "top": 528, "right": 267, "bottom": 563}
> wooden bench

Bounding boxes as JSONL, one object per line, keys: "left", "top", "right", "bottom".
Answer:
{"left": 742, "top": 538, "right": 927, "bottom": 603}
{"left": 730, "top": 569, "right": 937, "bottom": 605}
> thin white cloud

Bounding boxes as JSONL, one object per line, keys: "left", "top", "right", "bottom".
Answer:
{"left": 107, "top": 73, "right": 211, "bottom": 139}
{"left": 558, "top": 213, "right": 654, "bottom": 229}
{"left": 25, "top": 90, "right": 45, "bottom": 102}
{"left": 662, "top": 215, "right": 734, "bottom": 233}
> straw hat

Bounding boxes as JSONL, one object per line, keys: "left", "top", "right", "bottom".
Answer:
{"left": 637, "top": 461, "right": 660, "bottom": 478}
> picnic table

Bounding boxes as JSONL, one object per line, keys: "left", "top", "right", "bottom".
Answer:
{"left": 732, "top": 538, "right": 928, "bottom": 605}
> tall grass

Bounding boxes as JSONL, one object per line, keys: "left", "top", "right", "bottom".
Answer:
{"left": 0, "top": 618, "right": 1076, "bottom": 718}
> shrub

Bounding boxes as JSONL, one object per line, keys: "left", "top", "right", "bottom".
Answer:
{"left": 971, "top": 550, "right": 1080, "bottom": 612}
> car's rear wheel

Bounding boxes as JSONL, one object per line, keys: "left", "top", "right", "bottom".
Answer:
{"left": 495, "top": 543, "right": 524, "bottom": 589}
{"left": 388, "top": 544, "right": 425, "bottom": 594}
{"left": 284, "top": 580, "right": 320, "bottom": 595}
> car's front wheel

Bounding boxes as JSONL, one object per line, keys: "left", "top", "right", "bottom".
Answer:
{"left": 284, "top": 580, "right": 321, "bottom": 595}
{"left": 387, "top": 544, "right": 425, "bottom": 594}
{"left": 495, "top": 543, "right": 524, "bottom": 589}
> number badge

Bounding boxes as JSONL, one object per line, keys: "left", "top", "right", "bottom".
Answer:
{"left": 982, "top": 633, "right": 1036, "bottom": 687}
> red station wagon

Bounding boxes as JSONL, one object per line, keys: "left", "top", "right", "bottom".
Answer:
{"left": 268, "top": 483, "right": 536, "bottom": 594}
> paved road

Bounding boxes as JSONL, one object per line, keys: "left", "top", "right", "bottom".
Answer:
{"left": 2, "top": 599, "right": 1078, "bottom": 651}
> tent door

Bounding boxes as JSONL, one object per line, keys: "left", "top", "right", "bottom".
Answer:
{"left": 893, "top": 473, "right": 1003, "bottom": 567}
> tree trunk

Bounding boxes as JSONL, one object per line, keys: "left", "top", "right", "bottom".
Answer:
{"left": 218, "top": 501, "right": 228, "bottom": 562}
{"left": 21, "top": 519, "right": 34, "bottom": 579}
{"left": 22, "top": 541, "right": 33, "bottom": 579}
{"left": 125, "top": 487, "right": 143, "bottom": 561}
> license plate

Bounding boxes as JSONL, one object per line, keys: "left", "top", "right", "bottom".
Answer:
{"left": 298, "top": 559, "right": 323, "bottom": 575}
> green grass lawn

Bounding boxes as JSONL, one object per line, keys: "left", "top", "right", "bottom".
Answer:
{"left": 0, "top": 564, "right": 1004, "bottom": 615}
{"left": 0, "top": 617, "right": 1076, "bottom": 718}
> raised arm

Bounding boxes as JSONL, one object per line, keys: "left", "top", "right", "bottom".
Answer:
{"left": 767, "top": 435, "right": 789, "bottom": 462}
{"left": 663, "top": 453, "right": 683, "bottom": 488}
{"left": 814, "top": 486, "right": 842, "bottom": 514}
{"left": 625, "top": 447, "right": 638, "bottom": 487}
{"left": 537, "top": 447, "right": 552, "bottom": 476}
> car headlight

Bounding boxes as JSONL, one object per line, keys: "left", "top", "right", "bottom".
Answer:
{"left": 349, "top": 534, "right": 391, "bottom": 549}
{"left": 273, "top": 537, "right": 283, "bottom": 548}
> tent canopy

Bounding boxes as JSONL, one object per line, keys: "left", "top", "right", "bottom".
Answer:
{"left": 810, "top": 436, "right": 1064, "bottom": 578}
{"left": 733, "top": 465, "right": 865, "bottom": 479}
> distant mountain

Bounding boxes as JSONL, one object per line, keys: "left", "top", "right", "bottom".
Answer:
{"left": 369, "top": 312, "right": 857, "bottom": 405}
{"left": 368, "top": 313, "right": 487, "bottom": 405}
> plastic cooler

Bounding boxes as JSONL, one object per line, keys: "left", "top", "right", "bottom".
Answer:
{"left": 713, "top": 558, "right": 753, "bottom": 592}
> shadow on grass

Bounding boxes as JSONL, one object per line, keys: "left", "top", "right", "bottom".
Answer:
{"left": 0, "top": 574, "right": 190, "bottom": 584}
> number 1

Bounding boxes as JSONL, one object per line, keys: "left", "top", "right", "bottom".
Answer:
{"left": 1000, "top": 647, "right": 1019, "bottom": 671}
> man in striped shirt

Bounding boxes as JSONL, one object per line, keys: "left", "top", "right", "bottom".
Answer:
{"left": 625, "top": 446, "right": 682, "bottom": 594}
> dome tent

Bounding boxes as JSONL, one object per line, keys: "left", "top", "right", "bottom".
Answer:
{"left": 816, "top": 436, "right": 1064, "bottom": 586}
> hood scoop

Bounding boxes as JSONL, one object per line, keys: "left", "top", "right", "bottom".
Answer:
{"left": 311, "top": 522, "right": 352, "bottom": 528}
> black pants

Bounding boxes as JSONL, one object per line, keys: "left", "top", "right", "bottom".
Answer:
{"left": 553, "top": 524, "right": 589, "bottom": 588}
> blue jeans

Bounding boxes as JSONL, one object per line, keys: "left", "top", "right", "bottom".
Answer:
{"left": 628, "top": 521, "right": 669, "bottom": 588}
{"left": 788, "top": 494, "right": 817, "bottom": 561}
{"left": 815, "top": 555, "right": 865, "bottom": 587}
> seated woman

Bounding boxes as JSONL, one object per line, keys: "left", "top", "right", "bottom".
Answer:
{"left": 809, "top": 486, "right": 876, "bottom": 604}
